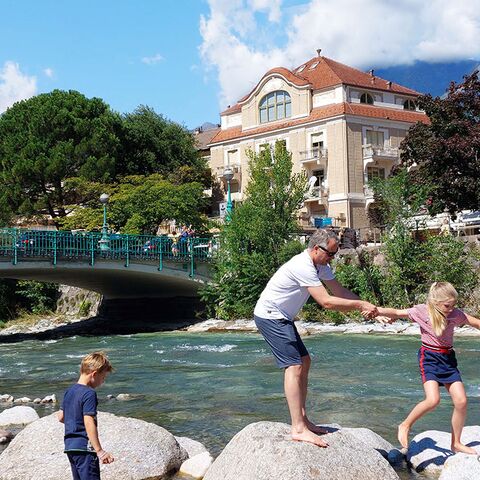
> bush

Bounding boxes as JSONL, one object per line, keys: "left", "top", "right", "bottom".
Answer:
{"left": 299, "top": 302, "right": 347, "bottom": 324}
{"left": 78, "top": 300, "right": 92, "bottom": 317}
{"left": 15, "top": 281, "right": 59, "bottom": 315}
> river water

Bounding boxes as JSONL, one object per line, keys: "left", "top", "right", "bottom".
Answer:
{"left": 1, "top": 332, "right": 479, "bottom": 478}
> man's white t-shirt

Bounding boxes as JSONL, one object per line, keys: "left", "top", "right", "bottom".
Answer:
{"left": 254, "top": 250, "right": 335, "bottom": 321}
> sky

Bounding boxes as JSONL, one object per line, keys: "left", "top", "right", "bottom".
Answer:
{"left": 1, "top": 0, "right": 479, "bottom": 130}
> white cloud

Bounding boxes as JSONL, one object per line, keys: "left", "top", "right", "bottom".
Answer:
{"left": 0, "top": 61, "right": 37, "bottom": 113}
{"left": 43, "top": 67, "right": 54, "bottom": 78}
{"left": 200, "top": 0, "right": 480, "bottom": 109}
{"left": 141, "top": 53, "right": 164, "bottom": 65}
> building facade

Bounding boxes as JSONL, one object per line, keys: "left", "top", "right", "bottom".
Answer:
{"left": 208, "top": 53, "right": 429, "bottom": 232}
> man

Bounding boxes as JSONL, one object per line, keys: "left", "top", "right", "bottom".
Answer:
{"left": 254, "top": 228, "right": 378, "bottom": 447}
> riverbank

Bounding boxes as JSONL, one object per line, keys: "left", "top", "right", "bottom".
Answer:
{"left": 185, "top": 317, "right": 480, "bottom": 337}
{"left": 2, "top": 314, "right": 480, "bottom": 343}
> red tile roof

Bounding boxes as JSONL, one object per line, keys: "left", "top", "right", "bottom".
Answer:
{"left": 220, "top": 55, "right": 421, "bottom": 116}
{"left": 299, "top": 56, "right": 420, "bottom": 95}
{"left": 209, "top": 103, "right": 428, "bottom": 145}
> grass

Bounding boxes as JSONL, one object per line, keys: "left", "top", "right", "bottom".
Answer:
{"left": 0, "top": 311, "right": 65, "bottom": 330}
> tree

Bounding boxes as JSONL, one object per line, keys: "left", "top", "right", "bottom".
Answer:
{"left": 201, "top": 142, "right": 307, "bottom": 319}
{"left": 366, "top": 169, "right": 478, "bottom": 306}
{"left": 401, "top": 71, "right": 480, "bottom": 215}
{"left": 0, "top": 90, "right": 122, "bottom": 224}
{"left": 119, "top": 106, "right": 211, "bottom": 187}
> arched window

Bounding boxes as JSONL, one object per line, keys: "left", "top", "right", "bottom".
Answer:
{"left": 403, "top": 99, "right": 416, "bottom": 111}
{"left": 259, "top": 91, "right": 292, "bottom": 123}
{"left": 360, "top": 93, "right": 374, "bottom": 105}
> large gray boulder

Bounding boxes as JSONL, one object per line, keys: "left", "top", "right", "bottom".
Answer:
{"left": 0, "top": 406, "right": 39, "bottom": 426}
{"left": 203, "top": 422, "right": 399, "bottom": 480}
{"left": 341, "top": 427, "right": 404, "bottom": 465}
{"left": 439, "top": 452, "right": 480, "bottom": 479}
{"left": 408, "top": 426, "right": 480, "bottom": 476}
{"left": 0, "top": 411, "right": 188, "bottom": 480}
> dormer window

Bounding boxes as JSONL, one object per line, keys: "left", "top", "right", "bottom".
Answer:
{"left": 403, "top": 99, "right": 416, "bottom": 111}
{"left": 360, "top": 93, "right": 374, "bottom": 105}
{"left": 259, "top": 90, "right": 292, "bottom": 123}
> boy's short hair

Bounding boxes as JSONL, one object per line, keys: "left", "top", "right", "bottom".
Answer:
{"left": 80, "top": 351, "right": 113, "bottom": 374}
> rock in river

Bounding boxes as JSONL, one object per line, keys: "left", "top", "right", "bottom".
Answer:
{"left": 0, "top": 411, "right": 187, "bottom": 480}
{"left": 203, "top": 421, "right": 399, "bottom": 480}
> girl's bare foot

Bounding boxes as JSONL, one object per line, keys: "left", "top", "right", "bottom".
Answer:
{"left": 292, "top": 429, "right": 329, "bottom": 447}
{"left": 306, "top": 420, "right": 329, "bottom": 435}
{"left": 452, "top": 442, "right": 478, "bottom": 455}
{"left": 398, "top": 423, "right": 410, "bottom": 449}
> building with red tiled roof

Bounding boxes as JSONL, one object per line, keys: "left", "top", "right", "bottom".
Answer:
{"left": 208, "top": 52, "right": 429, "bottom": 232}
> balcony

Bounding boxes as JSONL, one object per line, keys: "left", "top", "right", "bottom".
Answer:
{"left": 362, "top": 144, "right": 399, "bottom": 168}
{"left": 299, "top": 148, "right": 328, "bottom": 166}
{"left": 304, "top": 185, "right": 328, "bottom": 206}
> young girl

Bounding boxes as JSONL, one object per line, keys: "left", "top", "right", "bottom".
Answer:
{"left": 376, "top": 282, "right": 480, "bottom": 454}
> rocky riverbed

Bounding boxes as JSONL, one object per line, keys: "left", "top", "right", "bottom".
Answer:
{"left": 0, "top": 404, "right": 478, "bottom": 479}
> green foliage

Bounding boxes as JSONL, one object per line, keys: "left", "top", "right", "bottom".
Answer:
{"left": 109, "top": 174, "right": 208, "bottom": 234}
{"left": 119, "top": 105, "right": 210, "bottom": 186}
{"left": 78, "top": 300, "right": 92, "bottom": 317}
{"left": 299, "top": 301, "right": 347, "bottom": 324}
{"left": 333, "top": 252, "right": 384, "bottom": 305}
{"left": 367, "top": 171, "right": 479, "bottom": 307}
{"left": 400, "top": 71, "right": 480, "bottom": 215}
{"left": 0, "top": 90, "right": 122, "bottom": 224}
{"left": 201, "top": 142, "right": 308, "bottom": 319}
{"left": 15, "top": 281, "right": 58, "bottom": 315}
{"left": 0, "top": 280, "right": 17, "bottom": 321}
{"left": 57, "top": 174, "right": 209, "bottom": 234}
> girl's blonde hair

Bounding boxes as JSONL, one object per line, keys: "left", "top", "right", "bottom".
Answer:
{"left": 426, "top": 282, "right": 458, "bottom": 336}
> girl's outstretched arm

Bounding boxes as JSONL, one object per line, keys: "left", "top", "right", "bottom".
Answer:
{"left": 376, "top": 307, "right": 410, "bottom": 320}
{"left": 465, "top": 313, "right": 480, "bottom": 330}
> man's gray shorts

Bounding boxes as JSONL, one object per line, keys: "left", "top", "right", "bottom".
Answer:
{"left": 254, "top": 315, "right": 309, "bottom": 368}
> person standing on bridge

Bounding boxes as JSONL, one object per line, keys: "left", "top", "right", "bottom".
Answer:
{"left": 254, "top": 228, "right": 380, "bottom": 447}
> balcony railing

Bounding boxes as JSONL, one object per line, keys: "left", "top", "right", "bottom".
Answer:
{"left": 304, "top": 185, "right": 328, "bottom": 202}
{"left": 362, "top": 144, "right": 399, "bottom": 160}
{"left": 299, "top": 148, "right": 328, "bottom": 163}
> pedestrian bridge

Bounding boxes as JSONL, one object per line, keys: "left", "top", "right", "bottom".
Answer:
{"left": 0, "top": 229, "right": 215, "bottom": 299}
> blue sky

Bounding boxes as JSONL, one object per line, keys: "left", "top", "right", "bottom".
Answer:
{"left": 1, "top": 0, "right": 479, "bottom": 129}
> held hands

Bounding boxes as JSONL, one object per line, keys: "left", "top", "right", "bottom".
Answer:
{"left": 360, "top": 302, "right": 378, "bottom": 319}
{"left": 97, "top": 449, "right": 114, "bottom": 464}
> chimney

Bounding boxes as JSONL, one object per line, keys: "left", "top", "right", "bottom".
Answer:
{"left": 387, "top": 81, "right": 392, "bottom": 89}
{"left": 369, "top": 69, "right": 374, "bottom": 77}
{"left": 316, "top": 48, "right": 322, "bottom": 57}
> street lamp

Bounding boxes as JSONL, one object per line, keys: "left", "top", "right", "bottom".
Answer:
{"left": 99, "top": 193, "right": 110, "bottom": 252}
{"left": 223, "top": 166, "right": 234, "bottom": 219}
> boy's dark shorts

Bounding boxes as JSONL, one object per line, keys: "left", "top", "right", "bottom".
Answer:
{"left": 67, "top": 452, "right": 100, "bottom": 480}
{"left": 254, "top": 315, "right": 309, "bottom": 368}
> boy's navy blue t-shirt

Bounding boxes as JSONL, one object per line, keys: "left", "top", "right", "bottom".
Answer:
{"left": 61, "top": 383, "right": 98, "bottom": 452}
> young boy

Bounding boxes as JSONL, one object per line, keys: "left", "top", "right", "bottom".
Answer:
{"left": 58, "top": 351, "right": 114, "bottom": 479}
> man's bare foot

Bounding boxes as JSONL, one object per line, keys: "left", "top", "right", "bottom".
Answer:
{"left": 398, "top": 423, "right": 410, "bottom": 449}
{"left": 292, "top": 429, "right": 329, "bottom": 447}
{"left": 452, "top": 442, "right": 478, "bottom": 455}
{"left": 306, "top": 420, "right": 329, "bottom": 435}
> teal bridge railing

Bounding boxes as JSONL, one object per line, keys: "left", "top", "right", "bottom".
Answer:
{"left": 0, "top": 228, "right": 217, "bottom": 278}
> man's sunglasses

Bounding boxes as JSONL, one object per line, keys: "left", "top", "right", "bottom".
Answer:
{"left": 317, "top": 245, "right": 338, "bottom": 257}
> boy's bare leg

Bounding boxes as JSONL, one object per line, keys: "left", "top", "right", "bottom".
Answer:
{"left": 284, "top": 364, "right": 328, "bottom": 447}
{"left": 398, "top": 380, "right": 440, "bottom": 448}
{"left": 299, "top": 355, "right": 329, "bottom": 435}
{"left": 446, "top": 382, "right": 477, "bottom": 455}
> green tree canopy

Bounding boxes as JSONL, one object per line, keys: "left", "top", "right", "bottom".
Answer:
{"left": 0, "top": 89, "right": 122, "bottom": 224}
{"left": 401, "top": 71, "right": 480, "bottom": 214}
{"left": 119, "top": 105, "right": 211, "bottom": 187}
{"left": 58, "top": 174, "right": 209, "bottom": 235}
{"left": 201, "top": 142, "right": 307, "bottom": 319}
